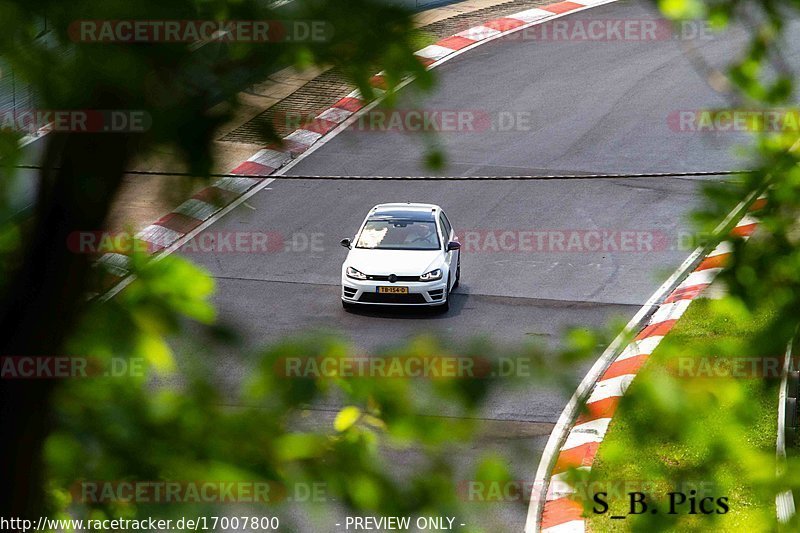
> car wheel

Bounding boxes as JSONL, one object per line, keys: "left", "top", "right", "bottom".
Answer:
{"left": 342, "top": 300, "right": 356, "bottom": 311}
{"left": 452, "top": 257, "right": 461, "bottom": 289}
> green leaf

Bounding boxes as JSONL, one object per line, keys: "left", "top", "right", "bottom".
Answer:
{"left": 137, "top": 333, "right": 175, "bottom": 373}
{"left": 274, "top": 433, "right": 327, "bottom": 461}
{"left": 658, "top": 0, "right": 705, "bottom": 19}
{"left": 334, "top": 406, "right": 362, "bottom": 432}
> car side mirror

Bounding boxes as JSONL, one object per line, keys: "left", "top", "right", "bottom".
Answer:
{"left": 446, "top": 241, "right": 461, "bottom": 252}
{"left": 340, "top": 238, "right": 352, "bottom": 249}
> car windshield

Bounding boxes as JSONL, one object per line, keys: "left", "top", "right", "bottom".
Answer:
{"left": 355, "top": 219, "right": 440, "bottom": 250}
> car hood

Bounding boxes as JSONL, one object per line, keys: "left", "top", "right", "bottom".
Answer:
{"left": 346, "top": 248, "right": 443, "bottom": 276}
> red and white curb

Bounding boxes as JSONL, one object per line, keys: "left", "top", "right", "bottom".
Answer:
{"left": 95, "top": 0, "right": 620, "bottom": 292}
{"left": 530, "top": 198, "right": 765, "bottom": 533}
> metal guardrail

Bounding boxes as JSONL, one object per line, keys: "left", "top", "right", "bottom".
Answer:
{"left": 777, "top": 335, "right": 798, "bottom": 523}
{"left": 0, "top": 18, "right": 55, "bottom": 118}
{"left": 0, "top": 59, "right": 35, "bottom": 116}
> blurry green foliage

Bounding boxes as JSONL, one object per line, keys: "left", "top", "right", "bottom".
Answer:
{"left": 2, "top": 0, "right": 800, "bottom": 530}
{"left": 579, "top": 1, "right": 800, "bottom": 530}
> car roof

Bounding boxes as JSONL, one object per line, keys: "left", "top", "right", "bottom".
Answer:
{"left": 369, "top": 203, "right": 441, "bottom": 221}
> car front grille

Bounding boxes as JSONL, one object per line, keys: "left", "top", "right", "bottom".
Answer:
{"left": 358, "top": 293, "right": 427, "bottom": 304}
{"left": 366, "top": 275, "right": 420, "bottom": 282}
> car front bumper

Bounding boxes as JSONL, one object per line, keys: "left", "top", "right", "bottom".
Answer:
{"left": 341, "top": 277, "right": 448, "bottom": 306}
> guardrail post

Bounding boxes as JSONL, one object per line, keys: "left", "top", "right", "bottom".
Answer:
{"left": 777, "top": 336, "right": 797, "bottom": 523}
{"left": 787, "top": 397, "right": 798, "bottom": 448}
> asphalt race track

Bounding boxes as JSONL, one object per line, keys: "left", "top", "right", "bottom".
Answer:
{"left": 173, "top": 0, "right": 800, "bottom": 529}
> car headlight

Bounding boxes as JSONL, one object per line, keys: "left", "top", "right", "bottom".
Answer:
{"left": 420, "top": 268, "right": 442, "bottom": 282}
{"left": 346, "top": 266, "right": 368, "bottom": 280}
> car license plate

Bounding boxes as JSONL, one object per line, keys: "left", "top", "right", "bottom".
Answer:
{"left": 378, "top": 286, "right": 408, "bottom": 294}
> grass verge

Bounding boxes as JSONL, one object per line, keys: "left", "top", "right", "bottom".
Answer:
{"left": 578, "top": 297, "right": 783, "bottom": 532}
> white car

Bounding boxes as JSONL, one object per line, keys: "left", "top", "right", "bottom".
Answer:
{"left": 340, "top": 203, "right": 461, "bottom": 312}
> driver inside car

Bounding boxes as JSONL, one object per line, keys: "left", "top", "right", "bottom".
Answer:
{"left": 405, "top": 222, "right": 436, "bottom": 246}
